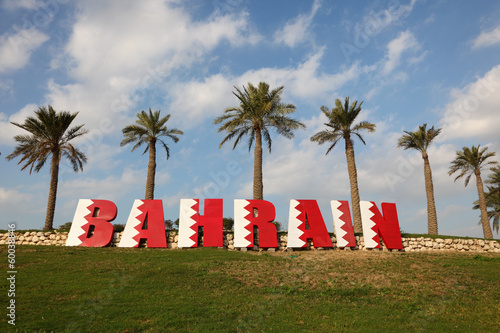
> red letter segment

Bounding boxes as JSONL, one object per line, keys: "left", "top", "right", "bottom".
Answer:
{"left": 360, "top": 201, "right": 403, "bottom": 249}
{"left": 118, "top": 200, "right": 167, "bottom": 248}
{"left": 234, "top": 200, "right": 277, "bottom": 248}
{"left": 66, "top": 199, "right": 116, "bottom": 247}
{"left": 287, "top": 200, "right": 333, "bottom": 248}
{"left": 330, "top": 200, "right": 356, "bottom": 248}
{"left": 178, "top": 199, "right": 223, "bottom": 248}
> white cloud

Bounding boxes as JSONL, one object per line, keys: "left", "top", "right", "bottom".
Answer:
{"left": 0, "top": 187, "right": 35, "bottom": 208}
{"left": 382, "top": 30, "right": 420, "bottom": 75}
{"left": 0, "top": 79, "right": 13, "bottom": 95}
{"left": 59, "top": 168, "right": 145, "bottom": 202}
{"left": 0, "top": 103, "right": 39, "bottom": 145}
{"left": 274, "top": 0, "right": 321, "bottom": 47}
{"left": 38, "top": 0, "right": 260, "bottom": 137}
{"left": 168, "top": 74, "right": 235, "bottom": 129}
{"left": 0, "top": 28, "right": 49, "bottom": 73}
{"left": 1, "top": 0, "right": 42, "bottom": 10}
{"left": 167, "top": 49, "right": 372, "bottom": 129}
{"left": 65, "top": 1, "right": 259, "bottom": 82}
{"left": 439, "top": 64, "right": 500, "bottom": 143}
{"left": 472, "top": 26, "right": 500, "bottom": 49}
{"left": 354, "top": 0, "right": 418, "bottom": 37}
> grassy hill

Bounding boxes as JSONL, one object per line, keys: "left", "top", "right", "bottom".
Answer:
{"left": 1, "top": 246, "right": 499, "bottom": 332}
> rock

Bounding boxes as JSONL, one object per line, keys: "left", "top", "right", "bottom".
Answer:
{"left": 32, "top": 236, "right": 39, "bottom": 242}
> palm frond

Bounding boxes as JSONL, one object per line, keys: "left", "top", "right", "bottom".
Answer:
{"left": 121, "top": 109, "right": 182, "bottom": 158}
{"left": 215, "top": 82, "right": 303, "bottom": 153}
{"left": 6, "top": 105, "right": 88, "bottom": 175}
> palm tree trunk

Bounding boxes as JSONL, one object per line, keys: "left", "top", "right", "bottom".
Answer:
{"left": 145, "top": 139, "right": 156, "bottom": 200}
{"left": 44, "top": 151, "right": 60, "bottom": 230}
{"left": 345, "top": 138, "right": 362, "bottom": 233}
{"left": 253, "top": 128, "right": 263, "bottom": 200}
{"left": 475, "top": 170, "right": 493, "bottom": 239}
{"left": 423, "top": 153, "right": 438, "bottom": 235}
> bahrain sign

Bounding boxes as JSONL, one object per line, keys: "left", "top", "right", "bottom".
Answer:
{"left": 66, "top": 199, "right": 403, "bottom": 250}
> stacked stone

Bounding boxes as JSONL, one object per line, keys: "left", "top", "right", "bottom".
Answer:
{"left": 402, "top": 237, "right": 500, "bottom": 252}
{"left": 0, "top": 231, "right": 68, "bottom": 246}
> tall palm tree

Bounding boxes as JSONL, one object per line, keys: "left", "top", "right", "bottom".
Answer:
{"left": 121, "top": 109, "right": 183, "bottom": 200}
{"left": 214, "top": 82, "right": 305, "bottom": 200}
{"left": 473, "top": 166, "right": 500, "bottom": 234}
{"left": 397, "top": 124, "right": 441, "bottom": 235}
{"left": 310, "top": 97, "right": 375, "bottom": 233}
{"left": 449, "top": 145, "right": 498, "bottom": 239}
{"left": 6, "top": 105, "right": 88, "bottom": 230}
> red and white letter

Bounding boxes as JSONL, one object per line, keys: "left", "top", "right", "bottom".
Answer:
{"left": 234, "top": 200, "right": 277, "bottom": 248}
{"left": 118, "top": 200, "right": 167, "bottom": 248}
{"left": 287, "top": 200, "right": 333, "bottom": 248}
{"left": 330, "top": 200, "right": 356, "bottom": 248}
{"left": 360, "top": 201, "right": 403, "bottom": 250}
{"left": 66, "top": 199, "right": 116, "bottom": 247}
{"left": 178, "top": 199, "right": 223, "bottom": 248}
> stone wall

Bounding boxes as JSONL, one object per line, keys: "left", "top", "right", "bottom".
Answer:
{"left": 1, "top": 231, "right": 499, "bottom": 253}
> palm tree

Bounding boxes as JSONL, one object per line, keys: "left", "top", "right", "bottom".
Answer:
{"left": 6, "top": 105, "right": 88, "bottom": 230}
{"left": 473, "top": 166, "right": 500, "bottom": 234}
{"left": 397, "top": 124, "right": 441, "bottom": 235}
{"left": 214, "top": 82, "right": 305, "bottom": 200}
{"left": 310, "top": 97, "right": 375, "bottom": 233}
{"left": 449, "top": 145, "right": 498, "bottom": 239}
{"left": 121, "top": 109, "right": 183, "bottom": 200}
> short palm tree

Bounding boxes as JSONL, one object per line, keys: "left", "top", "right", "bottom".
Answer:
{"left": 310, "top": 97, "right": 375, "bottom": 233}
{"left": 6, "top": 105, "right": 88, "bottom": 230}
{"left": 397, "top": 124, "right": 441, "bottom": 235}
{"left": 121, "top": 109, "right": 183, "bottom": 200}
{"left": 473, "top": 166, "right": 500, "bottom": 234}
{"left": 449, "top": 145, "right": 498, "bottom": 239}
{"left": 214, "top": 82, "right": 305, "bottom": 200}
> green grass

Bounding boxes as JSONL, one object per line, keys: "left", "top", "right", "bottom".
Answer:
{"left": 1, "top": 247, "right": 499, "bottom": 332}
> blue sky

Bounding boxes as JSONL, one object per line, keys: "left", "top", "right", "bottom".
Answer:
{"left": 1, "top": 0, "right": 499, "bottom": 238}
